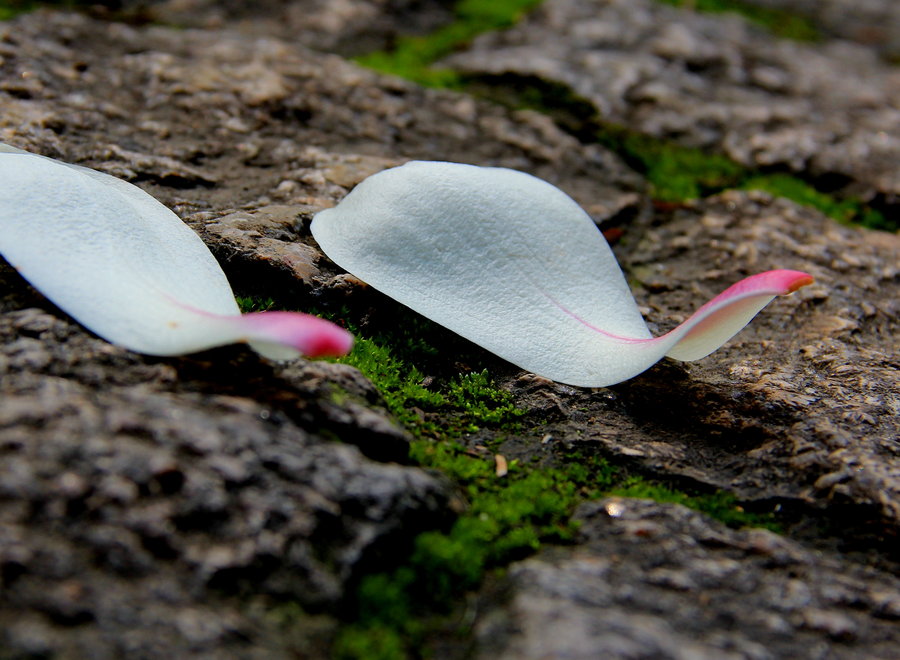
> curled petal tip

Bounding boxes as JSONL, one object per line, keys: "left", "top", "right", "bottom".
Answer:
{"left": 707, "top": 269, "right": 815, "bottom": 301}
{"left": 662, "top": 269, "right": 815, "bottom": 363}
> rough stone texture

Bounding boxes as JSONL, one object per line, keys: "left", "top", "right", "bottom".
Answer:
{"left": 0, "top": 9, "right": 645, "bottom": 224}
{"left": 1, "top": 4, "right": 899, "bottom": 659}
{"left": 475, "top": 498, "right": 900, "bottom": 660}
{"left": 444, "top": 0, "right": 900, "bottom": 204}
{"left": 0, "top": 263, "right": 455, "bottom": 657}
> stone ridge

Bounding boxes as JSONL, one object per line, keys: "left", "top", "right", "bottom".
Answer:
{"left": 444, "top": 0, "right": 900, "bottom": 203}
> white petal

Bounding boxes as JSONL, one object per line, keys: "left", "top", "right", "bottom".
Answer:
{"left": 311, "top": 161, "right": 810, "bottom": 386}
{"left": 0, "top": 145, "right": 352, "bottom": 359}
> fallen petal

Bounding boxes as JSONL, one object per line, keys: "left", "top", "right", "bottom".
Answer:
{"left": 311, "top": 161, "right": 811, "bottom": 387}
{"left": 0, "top": 144, "right": 352, "bottom": 359}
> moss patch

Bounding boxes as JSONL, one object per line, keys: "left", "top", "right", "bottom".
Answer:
{"left": 328, "top": 312, "right": 780, "bottom": 658}
{"left": 740, "top": 174, "right": 893, "bottom": 231}
{"left": 235, "top": 295, "right": 276, "bottom": 313}
{"left": 593, "top": 126, "right": 892, "bottom": 230}
{"left": 655, "top": 0, "right": 821, "bottom": 42}
{"left": 594, "top": 125, "right": 746, "bottom": 202}
{"left": 334, "top": 437, "right": 781, "bottom": 658}
{"left": 333, "top": 445, "right": 618, "bottom": 659}
{"left": 354, "top": 0, "right": 543, "bottom": 88}
{"left": 0, "top": 0, "right": 94, "bottom": 20}
{"left": 612, "top": 477, "right": 781, "bottom": 531}
{"left": 0, "top": 0, "right": 37, "bottom": 19}
{"left": 337, "top": 330, "right": 523, "bottom": 436}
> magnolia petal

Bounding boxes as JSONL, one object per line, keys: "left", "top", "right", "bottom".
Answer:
{"left": 311, "top": 160, "right": 811, "bottom": 387}
{"left": 0, "top": 145, "right": 352, "bottom": 359}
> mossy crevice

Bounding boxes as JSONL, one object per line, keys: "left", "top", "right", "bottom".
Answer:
{"left": 201, "top": 296, "right": 786, "bottom": 659}
{"left": 334, "top": 313, "right": 525, "bottom": 437}
{"left": 353, "top": 0, "right": 543, "bottom": 88}
{"left": 468, "top": 73, "right": 895, "bottom": 230}
{"left": 655, "top": 0, "right": 821, "bottom": 42}
{"left": 333, "top": 438, "right": 780, "bottom": 658}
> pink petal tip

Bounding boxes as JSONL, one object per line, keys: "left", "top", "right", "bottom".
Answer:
{"left": 661, "top": 269, "right": 815, "bottom": 363}
{"left": 241, "top": 311, "right": 354, "bottom": 358}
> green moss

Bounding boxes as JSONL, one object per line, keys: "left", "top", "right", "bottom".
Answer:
{"left": 332, "top": 621, "right": 407, "bottom": 660}
{"left": 612, "top": 477, "right": 782, "bottom": 532}
{"left": 338, "top": 334, "right": 448, "bottom": 435}
{"left": 334, "top": 432, "right": 780, "bottom": 656}
{"left": 655, "top": 0, "right": 820, "bottom": 41}
{"left": 331, "top": 311, "right": 524, "bottom": 436}
{"left": 741, "top": 173, "right": 891, "bottom": 231}
{"left": 595, "top": 125, "right": 745, "bottom": 202}
{"left": 447, "top": 370, "right": 524, "bottom": 430}
{"left": 354, "top": 0, "right": 543, "bottom": 88}
{"left": 333, "top": 445, "right": 619, "bottom": 658}
{"left": 0, "top": 0, "right": 36, "bottom": 19}
{"left": 593, "top": 124, "right": 895, "bottom": 230}
{"left": 592, "top": 125, "right": 893, "bottom": 228}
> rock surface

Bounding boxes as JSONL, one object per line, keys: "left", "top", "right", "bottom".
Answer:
{"left": 445, "top": 0, "right": 900, "bottom": 204}
{"left": 1, "top": 2, "right": 898, "bottom": 658}
{"left": 476, "top": 498, "right": 900, "bottom": 659}
{"left": 115, "top": 0, "right": 459, "bottom": 56}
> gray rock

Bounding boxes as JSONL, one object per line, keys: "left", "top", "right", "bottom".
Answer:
{"left": 444, "top": 0, "right": 900, "bottom": 203}
{"left": 475, "top": 497, "right": 900, "bottom": 659}
{"left": 0, "top": 262, "right": 454, "bottom": 657}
